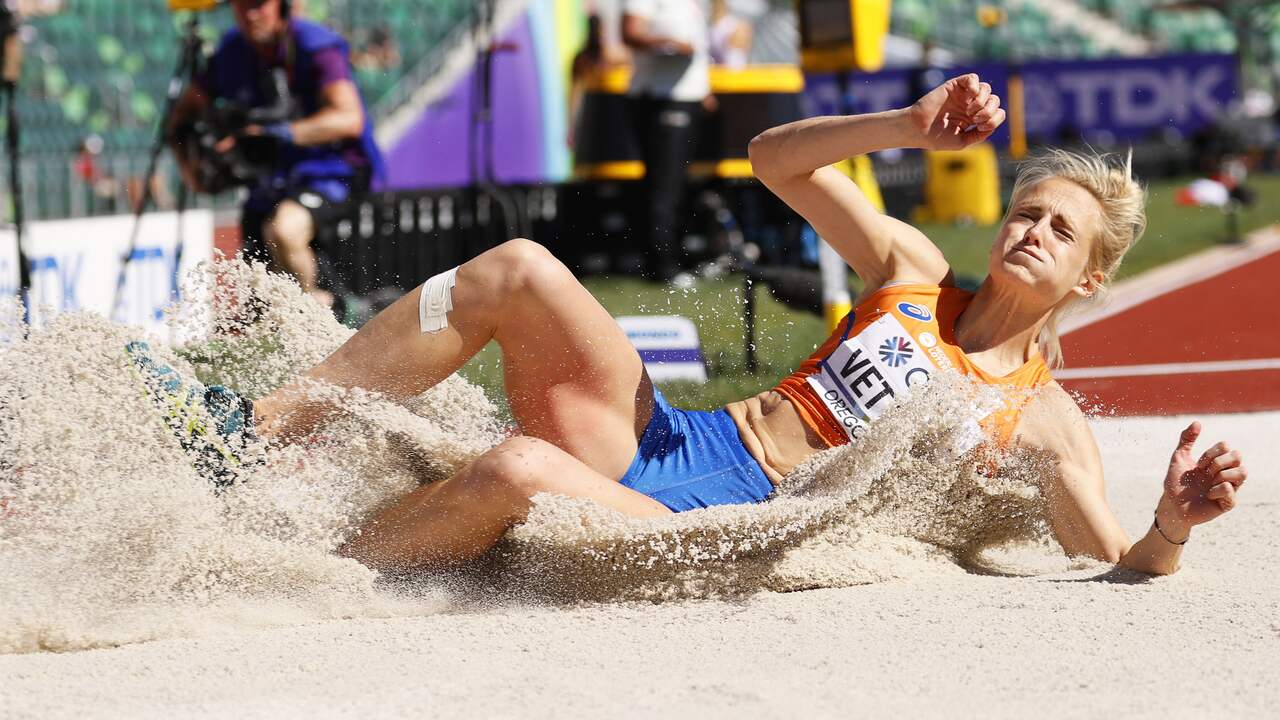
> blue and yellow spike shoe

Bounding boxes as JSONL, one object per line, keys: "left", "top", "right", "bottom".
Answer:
{"left": 125, "top": 341, "right": 254, "bottom": 490}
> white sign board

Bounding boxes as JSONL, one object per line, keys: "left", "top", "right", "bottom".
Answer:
{"left": 617, "top": 314, "right": 708, "bottom": 384}
{"left": 0, "top": 210, "right": 214, "bottom": 343}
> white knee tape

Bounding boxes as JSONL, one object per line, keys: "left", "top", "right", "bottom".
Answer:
{"left": 419, "top": 266, "right": 459, "bottom": 334}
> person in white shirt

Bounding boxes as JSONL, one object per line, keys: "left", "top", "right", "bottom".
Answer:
{"left": 709, "top": 0, "right": 751, "bottom": 68}
{"left": 621, "top": 0, "right": 712, "bottom": 283}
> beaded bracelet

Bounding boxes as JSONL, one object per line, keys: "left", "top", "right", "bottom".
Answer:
{"left": 1153, "top": 511, "right": 1188, "bottom": 546}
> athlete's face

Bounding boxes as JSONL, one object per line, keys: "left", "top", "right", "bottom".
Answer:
{"left": 989, "top": 177, "right": 1104, "bottom": 306}
{"left": 232, "top": 0, "right": 286, "bottom": 46}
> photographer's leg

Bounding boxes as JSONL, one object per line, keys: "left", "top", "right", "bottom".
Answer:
{"left": 239, "top": 209, "right": 273, "bottom": 265}
{"left": 264, "top": 199, "right": 322, "bottom": 296}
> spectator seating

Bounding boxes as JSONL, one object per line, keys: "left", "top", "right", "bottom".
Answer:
{"left": 889, "top": 0, "right": 1248, "bottom": 60}
{"left": 891, "top": 0, "right": 1096, "bottom": 60}
{"left": 1079, "top": 1, "right": 1238, "bottom": 54}
{"left": 3, "top": 0, "right": 471, "bottom": 219}
{"left": 15, "top": 0, "right": 471, "bottom": 155}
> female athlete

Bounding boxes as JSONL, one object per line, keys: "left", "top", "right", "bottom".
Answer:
{"left": 134, "top": 73, "right": 1247, "bottom": 576}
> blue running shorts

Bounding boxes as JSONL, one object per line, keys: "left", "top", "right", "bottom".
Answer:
{"left": 618, "top": 387, "right": 775, "bottom": 512}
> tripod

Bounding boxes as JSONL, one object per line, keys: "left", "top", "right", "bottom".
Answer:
{"left": 1, "top": 6, "right": 27, "bottom": 325}
{"left": 4, "top": 79, "right": 26, "bottom": 324}
{"left": 467, "top": 0, "right": 528, "bottom": 249}
{"left": 111, "top": 13, "right": 205, "bottom": 321}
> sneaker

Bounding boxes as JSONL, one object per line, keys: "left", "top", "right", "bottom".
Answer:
{"left": 125, "top": 341, "right": 254, "bottom": 489}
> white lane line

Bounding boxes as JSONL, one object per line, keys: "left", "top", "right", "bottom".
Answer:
{"left": 1056, "top": 358, "right": 1280, "bottom": 380}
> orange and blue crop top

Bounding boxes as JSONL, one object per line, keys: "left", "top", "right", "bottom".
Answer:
{"left": 773, "top": 284, "right": 1054, "bottom": 448}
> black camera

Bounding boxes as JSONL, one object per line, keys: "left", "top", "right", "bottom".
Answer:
{"left": 173, "top": 68, "right": 298, "bottom": 194}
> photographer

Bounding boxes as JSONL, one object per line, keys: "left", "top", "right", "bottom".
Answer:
{"left": 168, "top": 0, "right": 384, "bottom": 307}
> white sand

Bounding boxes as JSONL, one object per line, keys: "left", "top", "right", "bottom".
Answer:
{"left": 2, "top": 264, "right": 1275, "bottom": 716}
{"left": 3, "top": 410, "right": 1275, "bottom": 718}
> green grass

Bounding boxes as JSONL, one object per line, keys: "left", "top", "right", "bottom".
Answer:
{"left": 459, "top": 173, "right": 1280, "bottom": 412}
{"left": 457, "top": 276, "right": 829, "bottom": 413}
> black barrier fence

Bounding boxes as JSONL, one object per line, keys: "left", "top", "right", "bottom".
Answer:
{"left": 316, "top": 187, "right": 524, "bottom": 297}
{"left": 313, "top": 177, "right": 804, "bottom": 298}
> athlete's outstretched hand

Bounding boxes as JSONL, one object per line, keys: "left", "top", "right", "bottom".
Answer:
{"left": 905, "top": 73, "right": 1005, "bottom": 151}
{"left": 1164, "top": 421, "right": 1247, "bottom": 528}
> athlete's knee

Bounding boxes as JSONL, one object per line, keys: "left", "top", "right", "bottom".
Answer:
{"left": 470, "top": 436, "right": 559, "bottom": 503}
{"left": 489, "top": 238, "right": 569, "bottom": 294}
{"left": 266, "top": 201, "right": 314, "bottom": 250}
{"left": 497, "top": 237, "right": 548, "bottom": 260}
{"left": 421, "top": 239, "right": 569, "bottom": 332}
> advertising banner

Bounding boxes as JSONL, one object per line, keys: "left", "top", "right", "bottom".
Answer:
{"left": 1017, "top": 53, "right": 1237, "bottom": 142}
{"left": 0, "top": 211, "right": 214, "bottom": 343}
{"left": 616, "top": 315, "right": 709, "bottom": 384}
{"left": 804, "top": 63, "right": 1012, "bottom": 146}
{"left": 803, "top": 53, "right": 1236, "bottom": 146}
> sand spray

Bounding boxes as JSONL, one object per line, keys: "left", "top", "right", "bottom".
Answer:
{"left": 0, "top": 260, "right": 1069, "bottom": 653}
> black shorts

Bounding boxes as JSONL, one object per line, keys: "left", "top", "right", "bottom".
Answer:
{"left": 239, "top": 185, "right": 349, "bottom": 266}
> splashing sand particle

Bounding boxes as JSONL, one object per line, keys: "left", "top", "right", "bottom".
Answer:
{"left": 1, "top": 260, "right": 1062, "bottom": 653}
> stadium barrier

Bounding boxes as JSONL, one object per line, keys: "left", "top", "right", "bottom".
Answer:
{"left": 312, "top": 179, "right": 804, "bottom": 298}
{"left": 0, "top": 211, "right": 214, "bottom": 342}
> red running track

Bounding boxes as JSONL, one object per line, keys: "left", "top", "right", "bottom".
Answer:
{"left": 1058, "top": 241, "right": 1280, "bottom": 415}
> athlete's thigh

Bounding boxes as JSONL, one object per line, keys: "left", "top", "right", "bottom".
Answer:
{"left": 341, "top": 436, "right": 670, "bottom": 571}
{"left": 304, "top": 239, "right": 651, "bottom": 480}
{"left": 493, "top": 249, "right": 652, "bottom": 480}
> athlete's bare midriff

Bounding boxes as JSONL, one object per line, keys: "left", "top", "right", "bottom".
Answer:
{"left": 724, "top": 390, "right": 831, "bottom": 485}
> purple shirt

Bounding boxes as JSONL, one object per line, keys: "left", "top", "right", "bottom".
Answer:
{"left": 310, "top": 47, "right": 354, "bottom": 87}
{"left": 195, "top": 37, "right": 369, "bottom": 179}
{"left": 195, "top": 44, "right": 351, "bottom": 96}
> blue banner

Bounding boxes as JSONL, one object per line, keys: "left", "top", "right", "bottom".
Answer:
{"left": 804, "top": 63, "right": 1013, "bottom": 146}
{"left": 803, "top": 54, "right": 1237, "bottom": 146}
{"left": 1018, "top": 53, "right": 1237, "bottom": 142}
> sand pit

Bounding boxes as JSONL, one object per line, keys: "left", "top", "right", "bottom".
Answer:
{"left": 1, "top": 411, "right": 1274, "bottom": 718}
{"left": 2, "top": 265, "right": 1276, "bottom": 716}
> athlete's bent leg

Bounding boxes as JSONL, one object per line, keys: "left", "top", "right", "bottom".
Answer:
{"left": 337, "top": 436, "right": 671, "bottom": 571}
{"left": 253, "top": 238, "right": 651, "bottom": 479}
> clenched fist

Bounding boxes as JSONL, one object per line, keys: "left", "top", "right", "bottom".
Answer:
{"left": 905, "top": 73, "right": 1006, "bottom": 151}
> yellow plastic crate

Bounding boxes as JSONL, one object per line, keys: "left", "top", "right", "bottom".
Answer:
{"left": 916, "top": 143, "right": 1002, "bottom": 225}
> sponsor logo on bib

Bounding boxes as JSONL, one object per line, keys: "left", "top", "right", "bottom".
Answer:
{"left": 878, "top": 336, "right": 914, "bottom": 367}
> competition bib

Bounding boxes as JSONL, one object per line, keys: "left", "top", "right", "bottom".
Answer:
{"left": 805, "top": 313, "right": 939, "bottom": 441}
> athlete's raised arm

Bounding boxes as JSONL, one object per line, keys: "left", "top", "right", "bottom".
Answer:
{"left": 1019, "top": 386, "right": 1248, "bottom": 574}
{"left": 747, "top": 73, "right": 1005, "bottom": 292}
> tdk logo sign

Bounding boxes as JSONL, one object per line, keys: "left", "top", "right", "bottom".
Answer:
{"left": 803, "top": 54, "right": 1235, "bottom": 144}
{"left": 1022, "top": 63, "right": 1230, "bottom": 135}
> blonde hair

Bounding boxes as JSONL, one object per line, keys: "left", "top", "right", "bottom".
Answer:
{"left": 1003, "top": 147, "right": 1148, "bottom": 368}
